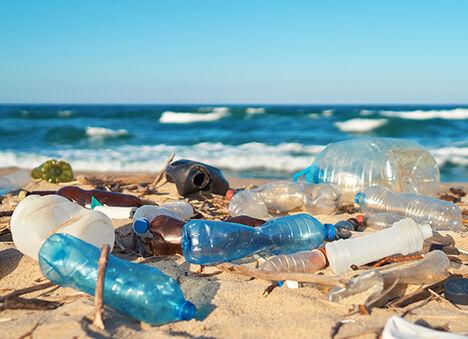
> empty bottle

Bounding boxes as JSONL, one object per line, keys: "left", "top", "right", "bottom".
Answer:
{"left": 182, "top": 213, "right": 337, "bottom": 264}
{"left": 132, "top": 201, "right": 193, "bottom": 234}
{"left": 24, "top": 186, "right": 152, "bottom": 207}
{"left": 11, "top": 194, "right": 115, "bottom": 260}
{"left": 380, "top": 250, "right": 450, "bottom": 285}
{"left": 39, "top": 233, "right": 195, "bottom": 325}
{"left": 261, "top": 249, "right": 327, "bottom": 274}
{"left": 165, "top": 159, "right": 229, "bottom": 196}
{"left": 228, "top": 182, "right": 341, "bottom": 219}
{"left": 357, "top": 213, "right": 406, "bottom": 230}
{"left": 325, "top": 218, "right": 433, "bottom": 275}
{"left": 31, "top": 159, "right": 74, "bottom": 183}
{"left": 293, "top": 138, "right": 440, "bottom": 202}
{"left": 0, "top": 169, "right": 31, "bottom": 195}
{"left": 134, "top": 215, "right": 186, "bottom": 256}
{"left": 355, "top": 186, "right": 462, "bottom": 232}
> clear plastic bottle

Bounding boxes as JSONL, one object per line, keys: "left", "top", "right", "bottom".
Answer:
{"left": 380, "top": 250, "right": 450, "bottom": 285}
{"left": 39, "top": 233, "right": 195, "bottom": 325}
{"left": 182, "top": 213, "right": 336, "bottom": 264}
{"left": 0, "top": 170, "right": 31, "bottom": 195}
{"left": 293, "top": 138, "right": 440, "bottom": 202}
{"left": 11, "top": 194, "right": 115, "bottom": 260}
{"left": 325, "top": 218, "right": 433, "bottom": 275}
{"left": 261, "top": 249, "right": 327, "bottom": 273}
{"left": 228, "top": 182, "right": 341, "bottom": 218}
{"left": 359, "top": 213, "right": 406, "bottom": 229}
{"left": 132, "top": 201, "right": 193, "bottom": 234}
{"left": 355, "top": 186, "right": 462, "bottom": 232}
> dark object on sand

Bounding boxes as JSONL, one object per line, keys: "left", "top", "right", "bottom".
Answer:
{"left": 444, "top": 277, "right": 468, "bottom": 305}
{"left": 165, "top": 159, "right": 229, "bottom": 196}
{"left": 24, "top": 186, "right": 152, "bottom": 207}
{"left": 225, "top": 215, "right": 266, "bottom": 227}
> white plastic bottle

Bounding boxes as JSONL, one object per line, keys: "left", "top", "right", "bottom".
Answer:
{"left": 355, "top": 186, "right": 462, "bottom": 232}
{"left": 294, "top": 138, "right": 440, "bottom": 202}
{"left": 325, "top": 218, "right": 433, "bottom": 275}
{"left": 0, "top": 170, "right": 31, "bottom": 195}
{"left": 132, "top": 200, "right": 193, "bottom": 233}
{"left": 11, "top": 194, "right": 115, "bottom": 260}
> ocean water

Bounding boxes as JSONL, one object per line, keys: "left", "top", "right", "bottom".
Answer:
{"left": 0, "top": 104, "right": 467, "bottom": 182}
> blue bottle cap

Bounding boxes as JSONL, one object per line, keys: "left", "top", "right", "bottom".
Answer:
{"left": 179, "top": 300, "right": 196, "bottom": 320}
{"left": 133, "top": 218, "right": 150, "bottom": 233}
{"left": 324, "top": 223, "right": 336, "bottom": 240}
{"left": 444, "top": 278, "right": 468, "bottom": 305}
{"left": 354, "top": 192, "right": 365, "bottom": 205}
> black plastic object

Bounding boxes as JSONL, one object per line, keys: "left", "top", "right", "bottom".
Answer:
{"left": 444, "top": 278, "right": 468, "bottom": 305}
{"left": 165, "top": 160, "right": 229, "bottom": 196}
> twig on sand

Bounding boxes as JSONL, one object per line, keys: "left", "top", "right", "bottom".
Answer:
{"left": 216, "top": 262, "right": 347, "bottom": 287}
{"left": 17, "top": 321, "right": 40, "bottom": 339}
{"left": 146, "top": 153, "right": 176, "bottom": 193}
{"left": 93, "top": 244, "right": 110, "bottom": 330}
{"left": 0, "top": 282, "right": 55, "bottom": 303}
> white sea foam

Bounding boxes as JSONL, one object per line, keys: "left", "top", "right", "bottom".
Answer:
{"left": 380, "top": 108, "right": 468, "bottom": 120}
{"left": 309, "top": 113, "right": 320, "bottom": 119}
{"left": 430, "top": 147, "right": 468, "bottom": 166}
{"left": 322, "top": 109, "right": 334, "bottom": 117}
{"left": 160, "top": 110, "right": 228, "bottom": 123}
{"left": 0, "top": 142, "right": 324, "bottom": 174}
{"left": 334, "top": 118, "right": 388, "bottom": 132}
{"left": 359, "top": 109, "right": 374, "bottom": 116}
{"left": 85, "top": 126, "right": 129, "bottom": 137}
{"left": 245, "top": 107, "right": 266, "bottom": 114}
{"left": 57, "top": 110, "right": 72, "bottom": 117}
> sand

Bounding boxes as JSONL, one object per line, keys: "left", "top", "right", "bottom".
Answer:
{"left": 0, "top": 167, "right": 467, "bottom": 339}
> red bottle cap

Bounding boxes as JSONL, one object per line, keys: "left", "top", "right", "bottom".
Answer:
{"left": 225, "top": 189, "right": 235, "bottom": 201}
{"left": 355, "top": 214, "right": 365, "bottom": 226}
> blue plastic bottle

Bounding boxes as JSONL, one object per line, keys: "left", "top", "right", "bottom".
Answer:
{"left": 38, "top": 233, "right": 196, "bottom": 326}
{"left": 181, "top": 213, "right": 336, "bottom": 264}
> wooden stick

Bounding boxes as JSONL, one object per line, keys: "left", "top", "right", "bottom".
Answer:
{"left": 216, "top": 262, "right": 347, "bottom": 287}
{"left": 148, "top": 153, "right": 175, "bottom": 191}
{"left": 93, "top": 244, "right": 110, "bottom": 330}
{"left": 0, "top": 281, "right": 55, "bottom": 303}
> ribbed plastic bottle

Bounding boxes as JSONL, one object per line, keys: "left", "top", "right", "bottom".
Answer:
{"left": 228, "top": 182, "right": 341, "bottom": 219}
{"left": 355, "top": 186, "right": 462, "bottom": 232}
{"left": 11, "top": 194, "right": 115, "bottom": 260}
{"left": 261, "top": 249, "right": 327, "bottom": 274}
{"left": 325, "top": 218, "right": 433, "bottom": 275}
{"left": 293, "top": 138, "right": 440, "bottom": 202}
{"left": 0, "top": 170, "right": 31, "bottom": 195}
{"left": 357, "top": 213, "right": 405, "bottom": 229}
{"left": 132, "top": 201, "right": 193, "bottom": 234}
{"left": 24, "top": 186, "right": 151, "bottom": 207}
{"left": 182, "top": 213, "right": 336, "bottom": 264}
{"left": 39, "top": 233, "right": 195, "bottom": 325}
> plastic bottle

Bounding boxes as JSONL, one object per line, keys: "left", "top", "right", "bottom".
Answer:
{"left": 380, "top": 250, "right": 450, "bottom": 285}
{"left": 11, "top": 194, "right": 115, "bottom": 260}
{"left": 261, "top": 249, "right": 327, "bottom": 274}
{"left": 325, "top": 218, "right": 433, "bottom": 275}
{"left": 228, "top": 182, "right": 341, "bottom": 219}
{"left": 0, "top": 170, "right": 31, "bottom": 195}
{"left": 31, "top": 159, "right": 74, "bottom": 183}
{"left": 132, "top": 201, "right": 193, "bottom": 234}
{"left": 293, "top": 138, "right": 440, "bottom": 202}
{"left": 165, "top": 159, "right": 229, "bottom": 196}
{"left": 24, "top": 186, "right": 151, "bottom": 207}
{"left": 39, "top": 233, "right": 195, "bottom": 325}
{"left": 182, "top": 213, "right": 336, "bottom": 264}
{"left": 358, "top": 213, "right": 406, "bottom": 230}
{"left": 355, "top": 186, "right": 462, "bottom": 232}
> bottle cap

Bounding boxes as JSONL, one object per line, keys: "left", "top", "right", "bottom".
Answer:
{"left": 133, "top": 218, "right": 150, "bottom": 233}
{"left": 179, "top": 300, "right": 196, "bottom": 320}
{"left": 225, "top": 189, "right": 235, "bottom": 201}
{"left": 444, "top": 278, "right": 468, "bottom": 305}
{"left": 324, "top": 223, "right": 336, "bottom": 240}
{"left": 355, "top": 215, "right": 365, "bottom": 226}
{"left": 354, "top": 192, "right": 365, "bottom": 205}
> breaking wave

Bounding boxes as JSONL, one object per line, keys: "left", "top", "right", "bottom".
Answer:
{"left": 334, "top": 118, "right": 388, "bottom": 132}
{"left": 159, "top": 109, "right": 228, "bottom": 123}
{"left": 380, "top": 108, "right": 468, "bottom": 120}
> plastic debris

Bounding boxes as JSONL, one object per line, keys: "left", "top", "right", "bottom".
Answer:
{"left": 31, "top": 159, "right": 74, "bottom": 183}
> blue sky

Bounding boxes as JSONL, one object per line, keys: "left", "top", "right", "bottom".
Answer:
{"left": 1, "top": 1, "right": 467, "bottom": 104}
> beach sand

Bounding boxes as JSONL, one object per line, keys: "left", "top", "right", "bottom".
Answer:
{"left": 0, "top": 167, "right": 467, "bottom": 339}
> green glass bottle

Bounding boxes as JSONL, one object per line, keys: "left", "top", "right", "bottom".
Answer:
{"left": 31, "top": 159, "right": 74, "bottom": 183}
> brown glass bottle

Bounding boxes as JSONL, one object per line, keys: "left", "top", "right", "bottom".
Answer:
{"left": 25, "top": 186, "right": 153, "bottom": 207}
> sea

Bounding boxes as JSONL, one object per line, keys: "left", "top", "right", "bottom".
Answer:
{"left": 0, "top": 104, "right": 467, "bottom": 182}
